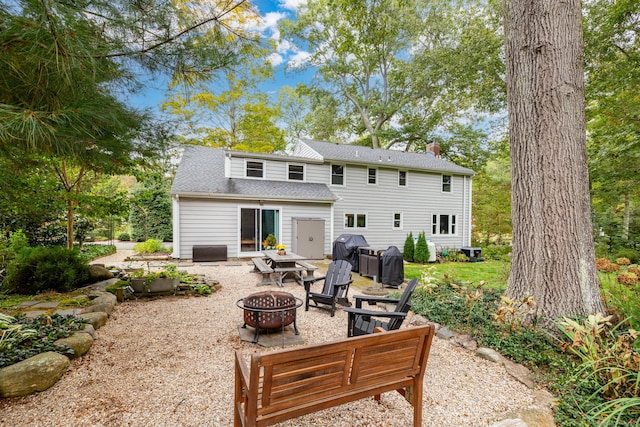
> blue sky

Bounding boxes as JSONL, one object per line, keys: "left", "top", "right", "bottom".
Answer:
{"left": 127, "top": 0, "right": 312, "bottom": 115}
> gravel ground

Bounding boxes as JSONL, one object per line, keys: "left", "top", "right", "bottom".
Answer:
{"left": 0, "top": 251, "right": 538, "bottom": 426}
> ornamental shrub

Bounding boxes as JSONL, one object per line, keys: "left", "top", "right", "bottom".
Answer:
{"left": 617, "top": 272, "right": 639, "bottom": 286}
{"left": 615, "top": 249, "right": 639, "bottom": 265}
{"left": 403, "top": 232, "right": 415, "bottom": 262}
{"left": 3, "top": 246, "right": 89, "bottom": 294}
{"left": 133, "top": 239, "right": 166, "bottom": 255}
{"left": 414, "top": 231, "right": 430, "bottom": 264}
{"left": 117, "top": 232, "right": 130, "bottom": 241}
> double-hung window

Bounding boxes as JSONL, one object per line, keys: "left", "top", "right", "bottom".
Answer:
{"left": 246, "top": 161, "right": 264, "bottom": 178}
{"left": 398, "top": 171, "right": 407, "bottom": 186}
{"left": 288, "top": 164, "right": 304, "bottom": 181}
{"left": 442, "top": 175, "right": 452, "bottom": 192}
{"left": 331, "top": 164, "right": 345, "bottom": 185}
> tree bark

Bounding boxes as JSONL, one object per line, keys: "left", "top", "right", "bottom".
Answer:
{"left": 622, "top": 192, "right": 630, "bottom": 241}
{"left": 67, "top": 206, "right": 75, "bottom": 251}
{"left": 504, "top": 0, "right": 605, "bottom": 326}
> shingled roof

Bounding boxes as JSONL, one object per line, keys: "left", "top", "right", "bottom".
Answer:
{"left": 296, "top": 139, "right": 475, "bottom": 176}
{"left": 171, "top": 145, "right": 337, "bottom": 202}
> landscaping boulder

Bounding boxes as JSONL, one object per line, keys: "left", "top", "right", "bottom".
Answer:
{"left": 0, "top": 352, "right": 69, "bottom": 397}
{"left": 88, "top": 264, "right": 114, "bottom": 282}
{"left": 503, "top": 359, "right": 535, "bottom": 389}
{"left": 408, "top": 314, "right": 429, "bottom": 326}
{"left": 78, "top": 324, "right": 96, "bottom": 339}
{"left": 454, "top": 334, "right": 478, "bottom": 351}
{"left": 80, "top": 291, "right": 116, "bottom": 315}
{"left": 54, "top": 332, "right": 94, "bottom": 358}
{"left": 79, "top": 312, "right": 108, "bottom": 329}
{"left": 476, "top": 347, "right": 504, "bottom": 363}
{"left": 436, "top": 326, "right": 456, "bottom": 340}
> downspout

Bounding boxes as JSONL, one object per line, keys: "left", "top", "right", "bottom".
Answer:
{"left": 172, "top": 195, "right": 180, "bottom": 259}
{"left": 330, "top": 203, "right": 335, "bottom": 257}
{"left": 468, "top": 177, "right": 473, "bottom": 246}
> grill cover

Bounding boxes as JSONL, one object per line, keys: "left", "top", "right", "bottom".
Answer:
{"left": 381, "top": 246, "right": 404, "bottom": 288}
{"left": 332, "top": 234, "right": 369, "bottom": 272}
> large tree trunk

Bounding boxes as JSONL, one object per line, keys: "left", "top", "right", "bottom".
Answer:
{"left": 504, "top": 0, "right": 605, "bottom": 326}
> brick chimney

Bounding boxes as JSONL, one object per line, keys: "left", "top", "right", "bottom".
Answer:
{"left": 427, "top": 141, "right": 440, "bottom": 157}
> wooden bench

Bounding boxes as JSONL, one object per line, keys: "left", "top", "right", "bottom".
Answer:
{"left": 234, "top": 325, "right": 435, "bottom": 427}
{"left": 296, "top": 260, "right": 319, "bottom": 278}
{"left": 251, "top": 258, "right": 275, "bottom": 286}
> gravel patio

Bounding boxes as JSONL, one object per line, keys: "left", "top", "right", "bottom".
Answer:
{"left": 0, "top": 250, "right": 545, "bottom": 426}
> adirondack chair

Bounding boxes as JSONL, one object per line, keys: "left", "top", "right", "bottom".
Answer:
{"left": 304, "top": 259, "right": 353, "bottom": 317}
{"left": 344, "top": 278, "right": 419, "bottom": 337}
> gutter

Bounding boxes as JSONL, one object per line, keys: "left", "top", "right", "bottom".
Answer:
{"left": 171, "top": 192, "right": 337, "bottom": 203}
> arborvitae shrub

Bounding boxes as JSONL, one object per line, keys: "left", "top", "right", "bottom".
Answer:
{"left": 403, "top": 232, "right": 415, "bottom": 262}
{"left": 414, "top": 231, "right": 431, "bottom": 264}
{"left": 3, "top": 246, "right": 89, "bottom": 294}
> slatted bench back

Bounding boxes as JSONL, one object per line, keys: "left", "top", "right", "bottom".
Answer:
{"left": 237, "top": 325, "right": 434, "bottom": 426}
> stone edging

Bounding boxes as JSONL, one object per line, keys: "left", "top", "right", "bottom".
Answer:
{"left": 406, "top": 312, "right": 557, "bottom": 427}
{"left": 0, "top": 289, "right": 117, "bottom": 398}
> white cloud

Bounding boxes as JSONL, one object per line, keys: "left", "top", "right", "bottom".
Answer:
{"left": 288, "top": 51, "right": 311, "bottom": 68}
{"left": 267, "top": 53, "right": 284, "bottom": 66}
{"left": 276, "top": 39, "right": 291, "bottom": 53}
{"left": 243, "top": 11, "right": 286, "bottom": 36}
{"left": 262, "top": 11, "right": 287, "bottom": 31}
{"left": 279, "top": 0, "right": 307, "bottom": 12}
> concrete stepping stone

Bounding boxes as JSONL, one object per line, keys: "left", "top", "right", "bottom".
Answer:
{"left": 31, "top": 302, "right": 60, "bottom": 309}
{"left": 17, "top": 301, "right": 39, "bottom": 307}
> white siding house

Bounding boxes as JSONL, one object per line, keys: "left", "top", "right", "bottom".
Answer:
{"left": 170, "top": 139, "right": 475, "bottom": 259}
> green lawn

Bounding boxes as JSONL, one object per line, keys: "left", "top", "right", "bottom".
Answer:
{"left": 404, "top": 260, "right": 510, "bottom": 289}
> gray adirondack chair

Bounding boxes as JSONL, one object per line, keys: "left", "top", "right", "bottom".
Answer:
{"left": 304, "top": 259, "right": 353, "bottom": 317}
{"left": 344, "top": 278, "right": 419, "bottom": 337}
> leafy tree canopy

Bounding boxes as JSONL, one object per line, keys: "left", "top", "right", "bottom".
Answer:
{"left": 584, "top": 0, "right": 640, "bottom": 246}
{"left": 281, "top": 0, "right": 504, "bottom": 153}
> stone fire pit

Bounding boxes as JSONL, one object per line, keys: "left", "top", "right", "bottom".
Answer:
{"left": 237, "top": 291, "right": 302, "bottom": 343}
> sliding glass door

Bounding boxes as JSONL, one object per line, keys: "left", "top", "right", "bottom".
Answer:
{"left": 240, "top": 208, "right": 280, "bottom": 253}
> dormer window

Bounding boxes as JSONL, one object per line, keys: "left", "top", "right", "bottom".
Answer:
{"left": 288, "top": 164, "right": 304, "bottom": 181}
{"left": 246, "top": 161, "right": 264, "bottom": 178}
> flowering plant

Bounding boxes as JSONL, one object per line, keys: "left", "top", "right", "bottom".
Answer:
{"left": 263, "top": 234, "right": 277, "bottom": 249}
{"left": 276, "top": 244, "right": 286, "bottom": 251}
